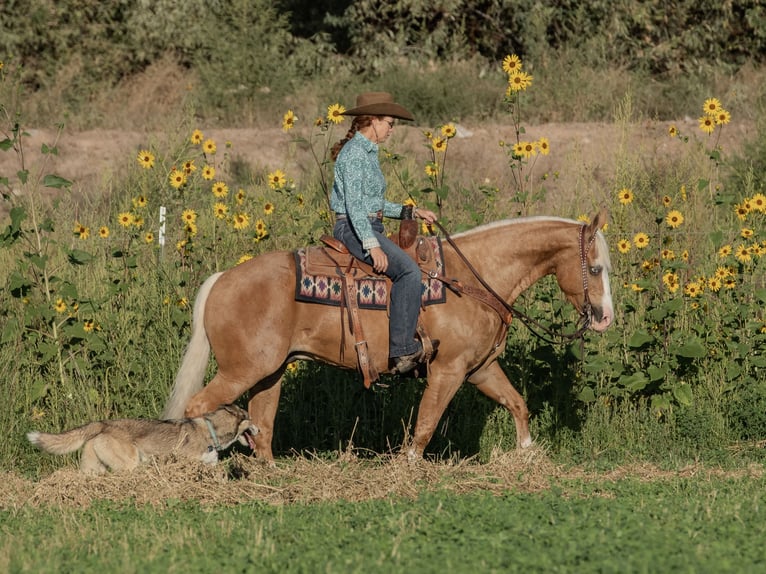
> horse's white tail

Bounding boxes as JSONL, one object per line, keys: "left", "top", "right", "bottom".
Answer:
{"left": 162, "top": 272, "right": 225, "bottom": 419}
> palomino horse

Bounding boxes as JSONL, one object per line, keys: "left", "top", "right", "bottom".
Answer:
{"left": 163, "top": 210, "right": 614, "bottom": 460}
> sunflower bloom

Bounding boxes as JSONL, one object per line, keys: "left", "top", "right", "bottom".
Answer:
{"left": 718, "top": 245, "right": 732, "bottom": 258}
{"left": 633, "top": 233, "right": 650, "bottom": 249}
{"left": 749, "top": 193, "right": 766, "bottom": 212}
{"left": 735, "top": 244, "right": 751, "bottom": 263}
{"left": 212, "top": 181, "right": 229, "bottom": 198}
{"left": 54, "top": 298, "right": 67, "bottom": 313}
{"left": 236, "top": 188, "right": 246, "bottom": 204}
{"left": 232, "top": 213, "right": 250, "bottom": 230}
{"left": 182, "top": 160, "right": 197, "bottom": 174}
{"left": 190, "top": 130, "right": 204, "bottom": 145}
{"left": 73, "top": 222, "right": 89, "bottom": 239}
{"left": 213, "top": 202, "right": 228, "bottom": 220}
{"left": 203, "top": 139, "right": 217, "bottom": 154}
{"left": 169, "top": 169, "right": 186, "bottom": 189}
{"left": 508, "top": 71, "right": 533, "bottom": 92}
{"left": 117, "top": 212, "right": 134, "bottom": 228}
{"left": 237, "top": 254, "right": 253, "bottom": 265}
{"left": 684, "top": 282, "right": 702, "bottom": 298}
{"left": 425, "top": 162, "right": 439, "bottom": 178}
{"left": 668, "top": 125, "right": 678, "bottom": 137}
{"left": 254, "top": 219, "right": 268, "bottom": 238}
{"left": 715, "top": 109, "right": 731, "bottom": 125}
{"left": 441, "top": 123, "right": 457, "bottom": 138}
{"left": 282, "top": 109, "right": 296, "bottom": 132}
{"left": 98, "top": 226, "right": 110, "bottom": 238}
{"left": 268, "top": 169, "right": 287, "bottom": 190}
{"left": 537, "top": 137, "right": 550, "bottom": 155}
{"left": 702, "top": 98, "right": 722, "bottom": 115}
{"left": 663, "top": 272, "right": 679, "bottom": 293}
{"left": 666, "top": 210, "right": 684, "bottom": 228}
{"left": 699, "top": 115, "right": 716, "bottom": 134}
{"left": 181, "top": 209, "right": 197, "bottom": 224}
{"left": 741, "top": 227, "right": 754, "bottom": 239}
{"left": 708, "top": 277, "right": 722, "bottom": 292}
{"left": 264, "top": 202, "right": 274, "bottom": 215}
{"left": 432, "top": 137, "right": 447, "bottom": 153}
{"left": 512, "top": 142, "right": 524, "bottom": 158}
{"left": 137, "top": 150, "right": 155, "bottom": 169}
{"left": 734, "top": 203, "right": 749, "bottom": 221}
{"left": 617, "top": 188, "right": 634, "bottom": 205}
{"left": 502, "top": 54, "right": 522, "bottom": 74}
{"left": 661, "top": 249, "right": 675, "bottom": 260}
{"left": 202, "top": 165, "right": 215, "bottom": 181}
{"left": 617, "top": 239, "right": 631, "bottom": 254}
{"left": 521, "top": 141, "right": 536, "bottom": 158}
{"left": 662, "top": 195, "right": 672, "bottom": 207}
{"left": 327, "top": 103, "right": 346, "bottom": 124}
{"left": 83, "top": 319, "right": 95, "bottom": 333}
{"left": 144, "top": 232, "right": 154, "bottom": 244}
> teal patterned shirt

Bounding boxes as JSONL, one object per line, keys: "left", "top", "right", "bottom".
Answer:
{"left": 330, "top": 132, "right": 403, "bottom": 250}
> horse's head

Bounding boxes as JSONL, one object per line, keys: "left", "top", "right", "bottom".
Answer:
{"left": 556, "top": 208, "right": 614, "bottom": 332}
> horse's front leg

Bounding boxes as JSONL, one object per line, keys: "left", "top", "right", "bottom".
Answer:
{"left": 468, "top": 361, "right": 532, "bottom": 448}
{"left": 408, "top": 365, "right": 466, "bottom": 460}
{"left": 247, "top": 377, "right": 283, "bottom": 463}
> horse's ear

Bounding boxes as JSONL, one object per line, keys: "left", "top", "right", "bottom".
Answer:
{"left": 588, "top": 208, "right": 609, "bottom": 235}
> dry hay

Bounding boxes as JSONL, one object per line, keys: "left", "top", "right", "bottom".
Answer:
{"left": 2, "top": 446, "right": 761, "bottom": 511}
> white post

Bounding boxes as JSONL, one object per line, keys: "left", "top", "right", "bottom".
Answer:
{"left": 158, "top": 206, "right": 166, "bottom": 252}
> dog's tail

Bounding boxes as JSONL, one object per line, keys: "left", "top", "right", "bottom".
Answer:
{"left": 27, "top": 422, "right": 106, "bottom": 455}
{"left": 162, "top": 271, "right": 224, "bottom": 419}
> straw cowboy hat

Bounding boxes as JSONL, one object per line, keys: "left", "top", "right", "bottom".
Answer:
{"left": 342, "top": 92, "right": 415, "bottom": 121}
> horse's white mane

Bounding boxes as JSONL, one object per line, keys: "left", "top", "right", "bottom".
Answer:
{"left": 452, "top": 216, "right": 612, "bottom": 270}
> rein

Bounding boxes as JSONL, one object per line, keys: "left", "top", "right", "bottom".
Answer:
{"left": 204, "top": 417, "right": 223, "bottom": 452}
{"left": 430, "top": 219, "right": 596, "bottom": 346}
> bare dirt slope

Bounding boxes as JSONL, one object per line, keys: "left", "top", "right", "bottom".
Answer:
{"left": 0, "top": 120, "right": 751, "bottom": 218}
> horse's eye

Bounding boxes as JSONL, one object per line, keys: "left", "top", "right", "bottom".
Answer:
{"left": 589, "top": 266, "right": 602, "bottom": 276}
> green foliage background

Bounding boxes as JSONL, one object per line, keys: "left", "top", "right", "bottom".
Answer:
{"left": 2, "top": 1, "right": 766, "bottom": 475}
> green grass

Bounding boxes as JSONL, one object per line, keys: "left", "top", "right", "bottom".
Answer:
{"left": 3, "top": 474, "right": 765, "bottom": 573}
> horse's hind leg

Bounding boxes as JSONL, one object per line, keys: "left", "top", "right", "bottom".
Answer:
{"left": 185, "top": 371, "right": 257, "bottom": 418}
{"left": 247, "top": 376, "right": 283, "bottom": 462}
{"left": 468, "top": 361, "right": 532, "bottom": 449}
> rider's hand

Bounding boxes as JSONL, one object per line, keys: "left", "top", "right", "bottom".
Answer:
{"left": 370, "top": 246, "right": 388, "bottom": 273}
{"left": 414, "top": 207, "right": 437, "bottom": 224}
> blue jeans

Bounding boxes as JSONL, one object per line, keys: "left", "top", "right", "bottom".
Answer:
{"left": 334, "top": 218, "right": 422, "bottom": 357}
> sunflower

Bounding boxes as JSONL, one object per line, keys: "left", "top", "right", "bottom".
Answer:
{"left": 213, "top": 202, "right": 228, "bottom": 220}
{"left": 684, "top": 282, "right": 702, "bottom": 298}
{"left": 734, "top": 203, "right": 749, "bottom": 221}
{"left": 617, "top": 188, "right": 634, "bottom": 205}
{"left": 521, "top": 141, "right": 536, "bottom": 158}
{"left": 236, "top": 188, "right": 246, "bottom": 204}
{"left": 750, "top": 193, "right": 766, "bottom": 212}
{"left": 232, "top": 212, "right": 250, "bottom": 230}
{"left": 144, "top": 232, "right": 154, "bottom": 244}
{"left": 73, "top": 222, "right": 89, "bottom": 239}
{"left": 512, "top": 142, "right": 524, "bottom": 158}
{"left": 663, "top": 272, "right": 679, "bottom": 292}
{"left": 202, "top": 165, "right": 216, "bottom": 181}
{"left": 282, "top": 109, "right": 296, "bottom": 132}
{"left": 190, "top": 129, "right": 204, "bottom": 145}
{"left": 441, "top": 123, "right": 457, "bottom": 138}
{"left": 117, "top": 212, "right": 134, "bottom": 228}
{"left": 662, "top": 195, "right": 672, "bottom": 207}
{"left": 741, "top": 227, "right": 754, "bottom": 239}
{"left": 718, "top": 244, "right": 732, "bottom": 258}
{"left": 327, "top": 103, "right": 346, "bottom": 124}
{"left": 661, "top": 249, "right": 675, "bottom": 260}
{"left": 137, "top": 150, "right": 155, "bottom": 169}
{"left": 182, "top": 160, "right": 197, "bottom": 174}
{"left": 263, "top": 202, "right": 274, "bottom": 215}
{"left": 735, "top": 244, "right": 751, "bottom": 263}
{"left": 502, "top": 54, "right": 522, "bottom": 74}
{"left": 267, "top": 169, "right": 287, "bottom": 190}
{"left": 132, "top": 215, "right": 144, "bottom": 229}
{"left": 666, "top": 210, "right": 684, "bottom": 228}
{"left": 169, "top": 169, "right": 186, "bottom": 189}
{"left": 132, "top": 195, "right": 147, "bottom": 209}
{"left": 702, "top": 98, "right": 722, "bottom": 115}
{"left": 254, "top": 219, "right": 268, "bottom": 236}
{"left": 668, "top": 125, "right": 678, "bottom": 138}
{"left": 617, "top": 239, "right": 631, "bottom": 254}
{"left": 181, "top": 209, "right": 197, "bottom": 224}
{"left": 537, "top": 137, "right": 550, "bottom": 155}
{"left": 212, "top": 181, "right": 229, "bottom": 198}
{"left": 425, "top": 162, "right": 439, "bottom": 178}
{"left": 184, "top": 221, "right": 198, "bottom": 237}
{"left": 98, "top": 226, "right": 110, "bottom": 238}
{"left": 54, "top": 298, "right": 67, "bottom": 313}
{"left": 707, "top": 277, "right": 722, "bottom": 292}
{"left": 508, "top": 71, "right": 533, "bottom": 92}
{"left": 698, "top": 115, "right": 716, "bottom": 135}
{"left": 83, "top": 319, "right": 95, "bottom": 333}
{"left": 431, "top": 138, "right": 447, "bottom": 153}
{"left": 724, "top": 277, "right": 737, "bottom": 289}
{"left": 714, "top": 266, "right": 732, "bottom": 279}
{"left": 633, "top": 233, "right": 650, "bottom": 249}
{"left": 237, "top": 254, "right": 253, "bottom": 265}
{"left": 715, "top": 109, "right": 731, "bottom": 125}
{"left": 203, "top": 139, "right": 217, "bottom": 154}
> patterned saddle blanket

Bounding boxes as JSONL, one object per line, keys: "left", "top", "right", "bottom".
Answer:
{"left": 293, "top": 236, "right": 447, "bottom": 310}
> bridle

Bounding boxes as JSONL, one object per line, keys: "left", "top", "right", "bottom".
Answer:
{"left": 431, "top": 220, "right": 599, "bottom": 346}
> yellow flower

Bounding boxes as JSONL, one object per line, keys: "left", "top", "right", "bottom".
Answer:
{"left": 182, "top": 159, "right": 197, "bottom": 174}
{"left": 327, "top": 103, "right": 346, "bottom": 124}
{"left": 617, "top": 239, "right": 631, "bottom": 254}
{"left": 666, "top": 210, "right": 684, "bottom": 228}
{"left": 684, "top": 282, "right": 702, "bottom": 298}
{"left": 633, "top": 233, "right": 650, "bottom": 249}
{"left": 661, "top": 249, "right": 675, "bottom": 260}
{"left": 54, "top": 298, "right": 67, "bottom": 313}
{"left": 263, "top": 202, "right": 274, "bottom": 215}
{"left": 213, "top": 202, "right": 228, "bottom": 220}
{"left": 724, "top": 277, "right": 737, "bottom": 289}
{"left": 132, "top": 215, "right": 144, "bottom": 229}
{"left": 662, "top": 195, "right": 672, "bottom": 207}
{"left": 268, "top": 169, "right": 287, "bottom": 190}
{"left": 203, "top": 139, "right": 217, "bottom": 154}
{"left": 144, "top": 232, "right": 154, "bottom": 244}
{"left": 617, "top": 188, "right": 634, "bottom": 205}
{"left": 137, "top": 150, "right": 155, "bottom": 169}
{"left": 718, "top": 244, "right": 732, "bottom": 258}
{"left": 668, "top": 125, "right": 678, "bottom": 137}
{"left": 708, "top": 277, "right": 722, "bottom": 292}
{"left": 237, "top": 254, "right": 253, "bottom": 265}
{"left": 681, "top": 250, "right": 689, "bottom": 262}
{"left": 702, "top": 98, "right": 722, "bottom": 115}
{"left": 698, "top": 115, "right": 715, "bottom": 134}
{"left": 98, "top": 226, "right": 110, "bottom": 238}
{"left": 169, "top": 169, "right": 186, "bottom": 189}
{"left": 181, "top": 209, "right": 197, "bottom": 224}
{"left": 314, "top": 117, "right": 324, "bottom": 127}
{"left": 83, "top": 319, "right": 95, "bottom": 333}
{"left": 177, "top": 297, "right": 189, "bottom": 309}
{"left": 202, "top": 165, "right": 216, "bottom": 181}
{"left": 512, "top": 142, "right": 524, "bottom": 158}
{"left": 521, "top": 141, "right": 536, "bottom": 158}
{"left": 232, "top": 212, "right": 250, "bottom": 230}
{"left": 425, "top": 162, "right": 439, "bottom": 177}
{"left": 735, "top": 244, "right": 751, "bottom": 263}
{"left": 714, "top": 266, "right": 731, "bottom": 279}
{"left": 734, "top": 203, "right": 749, "bottom": 221}
{"left": 184, "top": 221, "right": 198, "bottom": 237}
{"left": 502, "top": 54, "right": 522, "bottom": 74}
{"left": 440, "top": 123, "right": 457, "bottom": 138}
{"left": 422, "top": 130, "right": 433, "bottom": 140}
{"left": 577, "top": 215, "right": 590, "bottom": 224}
{"left": 741, "top": 227, "right": 754, "bottom": 239}
{"left": 663, "top": 272, "right": 679, "bottom": 293}
{"left": 282, "top": 109, "right": 296, "bottom": 132}
{"left": 631, "top": 283, "right": 644, "bottom": 292}
{"left": 432, "top": 137, "right": 447, "bottom": 153}
{"left": 750, "top": 193, "right": 766, "bottom": 212}
{"left": 73, "top": 222, "right": 89, "bottom": 239}
{"left": 117, "top": 212, "right": 134, "bottom": 228}
{"left": 212, "top": 181, "right": 229, "bottom": 198}
{"left": 715, "top": 109, "right": 731, "bottom": 125}
{"left": 236, "top": 188, "right": 246, "bottom": 204}
{"left": 190, "top": 129, "right": 204, "bottom": 145}
{"left": 133, "top": 195, "right": 148, "bottom": 209}
{"left": 508, "top": 71, "right": 533, "bottom": 92}
{"left": 680, "top": 184, "right": 687, "bottom": 201}
{"left": 537, "top": 137, "right": 550, "bottom": 155}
